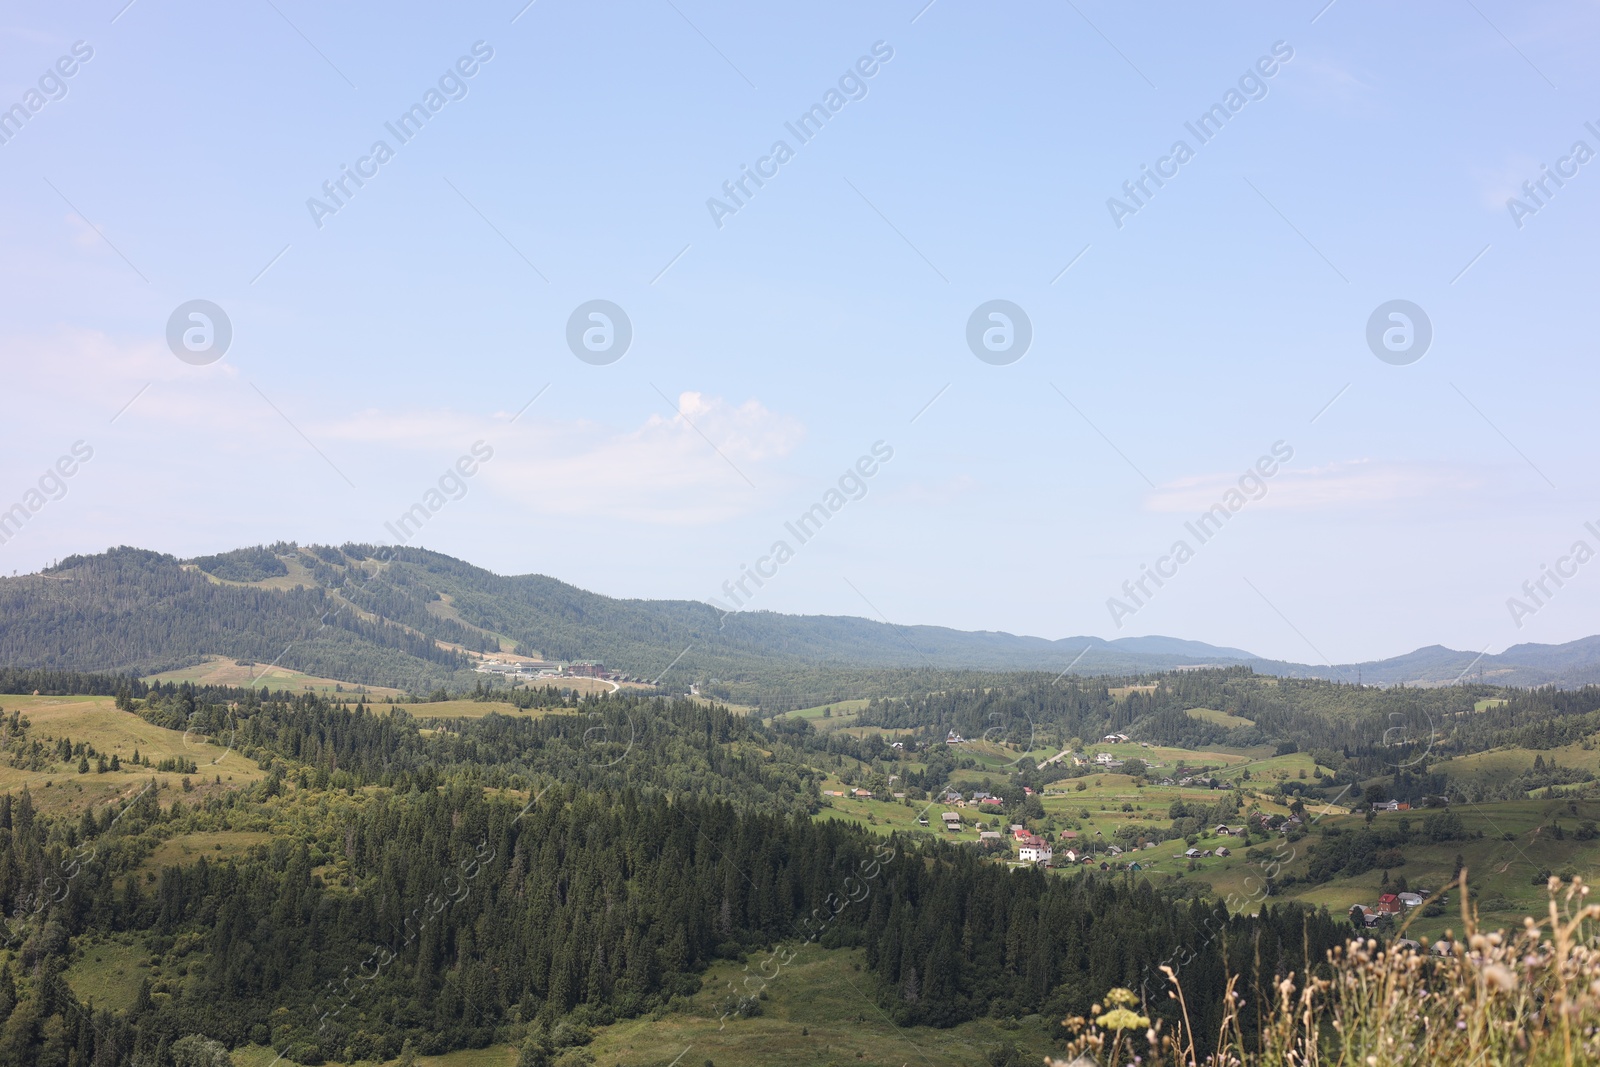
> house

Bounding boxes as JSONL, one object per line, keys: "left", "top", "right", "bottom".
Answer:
{"left": 979, "top": 797, "right": 1003, "bottom": 808}
{"left": 823, "top": 790, "right": 845, "bottom": 797}
{"left": 1059, "top": 829, "right": 1078, "bottom": 840}
{"left": 1094, "top": 752, "right": 1119, "bottom": 765}
{"left": 1105, "top": 845, "right": 1123, "bottom": 856}
{"left": 1398, "top": 892, "right": 1424, "bottom": 909}
{"left": 851, "top": 788, "right": 873, "bottom": 798}
{"left": 971, "top": 791, "right": 993, "bottom": 802}
{"left": 1103, "top": 733, "right": 1130, "bottom": 743}
{"left": 941, "top": 812, "right": 962, "bottom": 831}
{"left": 890, "top": 741, "right": 904, "bottom": 749}
{"left": 1184, "top": 848, "right": 1202, "bottom": 858}
{"left": 1373, "top": 800, "right": 1400, "bottom": 813}
{"left": 940, "top": 789, "right": 963, "bottom": 804}
{"left": 1061, "top": 849, "right": 1079, "bottom": 863}
{"left": 1215, "top": 846, "right": 1231, "bottom": 857}
{"left": 1128, "top": 861, "right": 1143, "bottom": 871}
{"left": 1377, "top": 893, "right": 1402, "bottom": 915}
{"left": 1349, "top": 905, "right": 1380, "bottom": 929}
{"left": 979, "top": 831, "right": 1002, "bottom": 842}
{"left": 1214, "top": 825, "right": 1244, "bottom": 837}
{"left": 1023, "top": 786, "right": 1034, "bottom": 795}
{"left": 1019, "top": 844, "right": 1052, "bottom": 864}
{"left": 946, "top": 730, "right": 965, "bottom": 744}
{"left": 1395, "top": 938, "right": 1422, "bottom": 952}
{"left": 916, "top": 816, "right": 929, "bottom": 826}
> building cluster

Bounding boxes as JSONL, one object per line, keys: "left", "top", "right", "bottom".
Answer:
{"left": 1349, "top": 889, "right": 1436, "bottom": 928}
{"left": 473, "top": 658, "right": 618, "bottom": 681}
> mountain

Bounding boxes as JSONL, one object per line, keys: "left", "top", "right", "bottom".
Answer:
{"left": 1251, "top": 636, "right": 1600, "bottom": 689}
{"left": 0, "top": 544, "right": 1260, "bottom": 699}
{"left": 4, "top": 542, "right": 1600, "bottom": 696}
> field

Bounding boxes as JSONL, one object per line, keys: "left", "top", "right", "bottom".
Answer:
{"left": 774, "top": 699, "right": 870, "bottom": 730}
{"left": 138, "top": 829, "right": 276, "bottom": 873}
{"left": 587, "top": 946, "right": 1057, "bottom": 1067}
{"left": 232, "top": 1045, "right": 518, "bottom": 1067}
{"left": 143, "top": 656, "right": 404, "bottom": 698}
{"left": 1185, "top": 706, "right": 1255, "bottom": 728}
{"left": 62, "top": 935, "right": 152, "bottom": 1011}
{"left": 0, "top": 694, "right": 267, "bottom": 816}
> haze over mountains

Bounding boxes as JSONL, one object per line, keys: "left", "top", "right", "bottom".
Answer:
{"left": 2, "top": 543, "right": 1597, "bottom": 694}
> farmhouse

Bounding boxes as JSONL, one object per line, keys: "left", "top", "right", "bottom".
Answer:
{"left": 1019, "top": 843, "right": 1052, "bottom": 864}
{"left": 1377, "top": 893, "right": 1402, "bottom": 915}
{"left": 946, "top": 730, "right": 965, "bottom": 744}
{"left": 1398, "top": 892, "right": 1424, "bottom": 909}
{"left": 941, "top": 812, "right": 962, "bottom": 831}
{"left": 1103, "top": 733, "right": 1130, "bottom": 743}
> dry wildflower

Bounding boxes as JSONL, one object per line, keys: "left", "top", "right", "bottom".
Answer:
{"left": 1483, "top": 964, "right": 1518, "bottom": 993}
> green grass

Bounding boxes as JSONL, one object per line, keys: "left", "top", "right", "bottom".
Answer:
{"left": 65, "top": 935, "right": 150, "bottom": 1011}
{"left": 232, "top": 1044, "right": 518, "bottom": 1067}
{"left": 399, "top": 700, "right": 534, "bottom": 719}
{"left": 138, "top": 830, "right": 275, "bottom": 874}
{"left": 588, "top": 945, "right": 1060, "bottom": 1067}
{"left": 0, "top": 694, "right": 267, "bottom": 817}
{"left": 1185, "top": 707, "right": 1256, "bottom": 728}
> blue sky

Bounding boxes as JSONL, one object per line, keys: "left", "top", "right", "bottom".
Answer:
{"left": 2, "top": 0, "right": 1597, "bottom": 665}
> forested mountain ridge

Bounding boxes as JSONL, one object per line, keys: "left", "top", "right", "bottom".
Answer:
{"left": 7, "top": 543, "right": 1600, "bottom": 697}
{"left": 0, "top": 544, "right": 1255, "bottom": 697}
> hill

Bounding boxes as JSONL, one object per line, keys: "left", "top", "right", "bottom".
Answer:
{"left": 8, "top": 543, "right": 1600, "bottom": 698}
{"left": 0, "top": 544, "right": 1260, "bottom": 698}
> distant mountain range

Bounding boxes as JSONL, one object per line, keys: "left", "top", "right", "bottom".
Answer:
{"left": 1, "top": 543, "right": 1598, "bottom": 695}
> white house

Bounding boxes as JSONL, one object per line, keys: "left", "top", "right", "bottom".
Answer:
{"left": 1398, "top": 892, "right": 1424, "bottom": 908}
{"left": 1103, "top": 733, "right": 1130, "bottom": 743}
{"left": 946, "top": 730, "right": 966, "bottom": 744}
{"left": 1019, "top": 844, "right": 1052, "bottom": 864}
{"left": 1094, "top": 752, "right": 1118, "bottom": 765}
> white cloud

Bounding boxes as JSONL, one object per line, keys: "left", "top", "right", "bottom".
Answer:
{"left": 3, "top": 330, "right": 805, "bottom": 527}
{"left": 1145, "top": 458, "right": 1479, "bottom": 513}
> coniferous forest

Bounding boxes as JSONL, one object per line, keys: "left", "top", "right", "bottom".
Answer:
{"left": 0, "top": 673, "right": 1365, "bottom": 1066}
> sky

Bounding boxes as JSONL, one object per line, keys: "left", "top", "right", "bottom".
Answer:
{"left": 1, "top": 0, "right": 1597, "bottom": 666}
